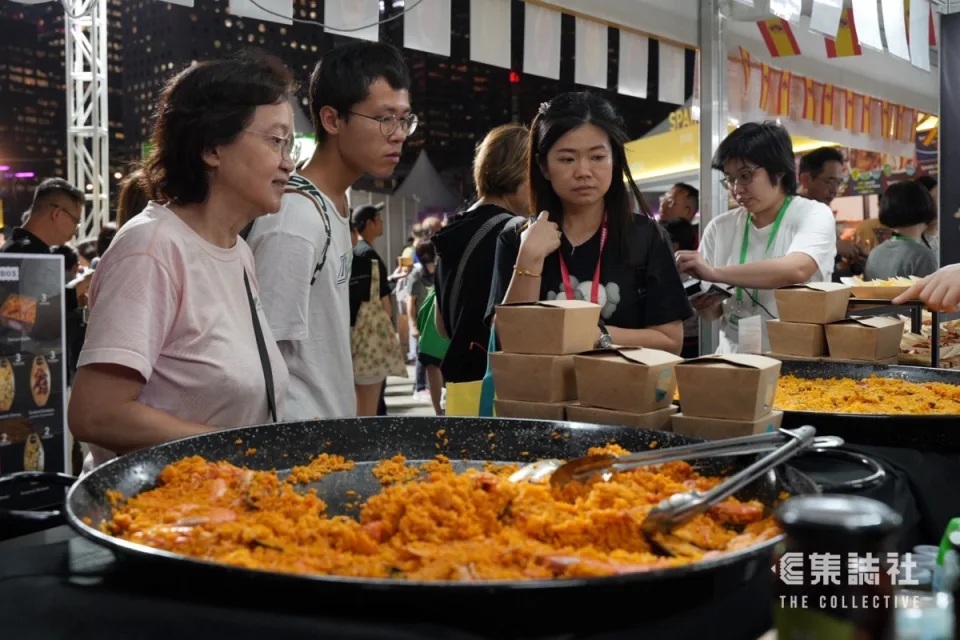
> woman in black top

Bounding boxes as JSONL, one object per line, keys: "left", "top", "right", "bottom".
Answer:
{"left": 433, "top": 125, "right": 529, "bottom": 414}
{"left": 487, "top": 92, "right": 692, "bottom": 353}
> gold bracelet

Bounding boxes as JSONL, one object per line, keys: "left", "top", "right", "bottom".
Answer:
{"left": 513, "top": 265, "right": 541, "bottom": 278}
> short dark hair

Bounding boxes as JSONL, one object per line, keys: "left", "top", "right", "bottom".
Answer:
{"left": 31, "top": 178, "right": 84, "bottom": 211}
{"left": 97, "top": 222, "right": 118, "bottom": 257}
{"left": 712, "top": 121, "right": 798, "bottom": 195}
{"left": 673, "top": 182, "right": 699, "bottom": 213}
{"left": 415, "top": 239, "right": 436, "bottom": 264}
{"left": 916, "top": 175, "right": 938, "bottom": 192}
{"left": 351, "top": 203, "right": 384, "bottom": 232}
{"left": 879, "top": 181, "right": 936, "bottom": 228}
{"left": 145, "top": 51, "right": 295, "bottom": 205}
{"left": 799, "top": 146, "right": 845, "bottom": 178}
{"left": 51, "top": 244, "right": 79, "bottom": 273}
{"left": 662, "top": 218, "right": 697, "bottom": 251}
{"left": 308, "top": 42, "right": 410, "bottom": 143}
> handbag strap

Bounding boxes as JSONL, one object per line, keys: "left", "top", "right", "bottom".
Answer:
{"left": 447, "top": 212, "right": 516, "bottom": 326}
{"left": 369, "top": 258, "right": 380, "bottom": 300}
{"left": 243, "top": 270, "right": 277, "bottom": 423}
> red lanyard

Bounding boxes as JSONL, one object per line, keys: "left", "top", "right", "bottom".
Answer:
{"left": 558, "top": 216, "right": 608, "bottom": 304}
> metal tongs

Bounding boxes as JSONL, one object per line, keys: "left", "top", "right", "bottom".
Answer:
{"left": 640, "top": 425, "right": 817, "bottom": 536}
{"left": 508, "top": 427, "right": 841, "bottom": 488}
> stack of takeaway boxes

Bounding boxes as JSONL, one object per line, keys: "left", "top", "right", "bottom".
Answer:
{"left": 490, "top": 300, "right": 680, "bottom": 430}
{"left": 765, "top": 283, "right": 904, "bottom": 364}
{"left": 671, "top": 353, "right": 784, "bottom": 439}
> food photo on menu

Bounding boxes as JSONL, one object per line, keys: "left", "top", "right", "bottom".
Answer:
{"left": 0, "top": 255, "right": 67, "bottom": 509}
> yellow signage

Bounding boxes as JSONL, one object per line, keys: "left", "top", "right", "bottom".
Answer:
{"left": 668, "top": 108, "right": 696, "bottom": 131}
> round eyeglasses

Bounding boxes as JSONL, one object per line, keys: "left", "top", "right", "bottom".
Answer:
{"left": 348, "top": 111, "right": 419, "bottom": 138}
{"left": 243, "top": 130, "right": 301, "bottom": 164}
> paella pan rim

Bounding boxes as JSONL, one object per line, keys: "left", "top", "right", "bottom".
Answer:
{"left": 62, "top": 417, "right": 791, "bottom": 592}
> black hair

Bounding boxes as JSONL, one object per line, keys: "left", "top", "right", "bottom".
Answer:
{"left": 662, "top": 219, "right": 697, "bottom": 251}
{"left": 308, "top": 41, "right": 411, "bottom": 143}
{"left": 879, "top": 181, "right": 936, "bottom": 228}
{"left": 145, "top": 51, "right": 296, "bottom": 205}
{"left": 798, "top": 147, "right": 845, "bottom": 178}
{"left": 351, "top": 204, "right": 383, "bottom": 233}
{"left": 712, "top": 121, "right": 798, "bottom": 195}
{"left": 51, "top": 244, "right": 79, "bottom": 274}
{"left": 529, "top": 92, "right": 650, "bottom": 262}
{"left": 97, "top": 222, "right": 117, "bottom": 258}
{"left": 31, "top": 178, "right": 85, "bottom": 210}
{"left": 415, "top": 239, "right": 436, "bottom": 264}
{"left": 673, "top": 182, "right": 700, "bottom": 212}
{"left": 916, "top": 175, "right": 938, "bottom": 192}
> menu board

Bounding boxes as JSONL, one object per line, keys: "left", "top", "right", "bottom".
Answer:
{"left": 0, "top": 254, "right": 67, "bottom": 512}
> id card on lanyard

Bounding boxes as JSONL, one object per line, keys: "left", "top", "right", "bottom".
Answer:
{"left": 729, "top": 196, "right": 792, "bottom": 326}
{"left": 558, "top": 216, "right": 608, "bottom": 304}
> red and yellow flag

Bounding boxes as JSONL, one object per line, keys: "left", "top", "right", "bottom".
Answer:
{"left": 739, "top": 46, "right": 752, "bottom": 93}
{"left": 802, "top": 78, "right": 816, "bottom": 121}
{"left": 757, "top": 18, "right": 801, "bottom": 57}
{"left": 901, "top": 108, "right": 917, "bottom": 143}
{"left": 880, "top": 101, "right": 892, "bottom": 139}
{"left": 904, "top": 0, "right": 938, "bottom": 47}
{"left": 759, "top": 63, "right": 772, "bottom": 112}
{"left": 845, "top": 90, "right": 857, "bottom": 131}
{"left": 825, "top": 8, "right": 862, "bottom": 58}
{"left": 820, "top": 84, "right": 835, "bottom": 126}
{"left": 861, "top": 96, "right": 872, "bottom": 135}
{"left": 777, "top": 70, "right": 792, "bottom": 117}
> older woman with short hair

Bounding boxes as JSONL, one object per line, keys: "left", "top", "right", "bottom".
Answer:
{"left": 69, "top": 52, "right": 295, "bottom": 470}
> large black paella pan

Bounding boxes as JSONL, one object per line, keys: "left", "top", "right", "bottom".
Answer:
{"left": 0, "top": 416, "right": 820, "bottom": 636}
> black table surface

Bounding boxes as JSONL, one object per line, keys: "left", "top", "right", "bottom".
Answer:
{"left": 0, "top": 526, "right": 775, "bottom": 640}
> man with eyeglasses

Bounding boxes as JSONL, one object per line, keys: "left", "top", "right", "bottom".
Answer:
{"left": 798, "top": 146, "right": 864, "bottom": 278}
{"left": 1, "top": 178, "right": 91, "bottom": 313}
{"left": 246, "top": 41, "right": 415, "bottom": 420}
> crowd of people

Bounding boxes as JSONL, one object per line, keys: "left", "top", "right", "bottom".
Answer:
{"left": 2, "top": 40, "right": 952, "bottom": 471}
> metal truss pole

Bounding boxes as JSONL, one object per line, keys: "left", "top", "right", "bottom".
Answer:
{"left": 65, "top": 0, "right": 108, "bottom": 241}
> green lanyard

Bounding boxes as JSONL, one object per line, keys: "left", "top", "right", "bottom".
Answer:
{"left": 736, "top": 196, "right": 793, "bottom": 303}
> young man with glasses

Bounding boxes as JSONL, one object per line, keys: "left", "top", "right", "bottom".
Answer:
{"left": 675, "top": 122, "right": 836, "bottom": 354}
{"left": 246, "top": 42, "right": 415, "bottom": 420}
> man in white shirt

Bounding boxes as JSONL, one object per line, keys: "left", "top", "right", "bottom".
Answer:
{"left": 246, "top": 42, "right": 415, "bottom": 419}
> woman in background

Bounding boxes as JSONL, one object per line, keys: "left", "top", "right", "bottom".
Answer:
{"left": 864, "top": 180, "right": 938, "bottom": 280}
{"left": 433, "top": 124, "right": 528, "bottom": 416}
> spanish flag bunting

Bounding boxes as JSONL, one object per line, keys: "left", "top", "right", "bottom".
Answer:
{"left": 757, "top": 18, "right": 801, "bottom": 57}
{"left": 825, "top": 8, "right": 862, "bottom": 58}
{"left": 902, "top": 108, "right": 917, "bottom": 143}
{"left": 759, "top": 63, "right": 772, "bottom": 112}
{"left": 739, "top": 46, "right": 752, "bottom": 93}
{"left": 861, "top": 96, "right": 872, "bottom": 135}
{"left": 880, "top": 101, "right": 892, "bottom": 140}
{"left": 777, "top": 70, "right": 792, "bottom": 117}
{"left": 820, "top": 84, "right": 835, "bottom": 126}
{"left": 845, "top": 90, "right": 857, "bottom": 131}
{"left": 802, "top": 78, "right": 816, "bottom": 121}
{"left": 904, "top": 0, "right": 938, "bottom": 47}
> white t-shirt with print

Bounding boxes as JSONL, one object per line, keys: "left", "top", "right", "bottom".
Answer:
{"left": 699, "top": 196, "right": 837, "bottom": 354}
{"left": 246, "top": 173, "right": 357, "bottom": 420}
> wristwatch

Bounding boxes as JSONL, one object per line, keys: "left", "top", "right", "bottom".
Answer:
{"left": 596, "top": 323, "right": 613, "bottom": 349}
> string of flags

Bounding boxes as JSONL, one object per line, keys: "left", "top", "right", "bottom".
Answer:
{"left": 740, "top": 44, "right": 920, "bottom": 144}
{"left": 756, "top": 0, "right": 936, "bottom": 70}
